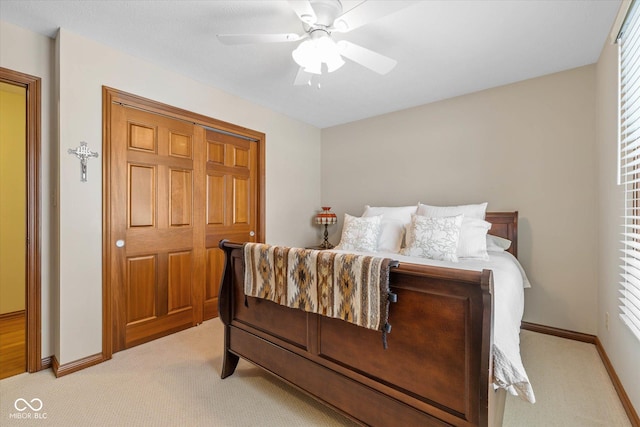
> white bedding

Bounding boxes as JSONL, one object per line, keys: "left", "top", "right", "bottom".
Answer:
{"left": 330, "top": 248, "right": 536, "bottom": 404}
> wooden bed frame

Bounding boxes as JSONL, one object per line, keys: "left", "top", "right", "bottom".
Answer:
{"left": 218, "top": 212, "right": 519, "bottom": 427}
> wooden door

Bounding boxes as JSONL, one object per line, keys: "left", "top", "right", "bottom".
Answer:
{"left": 203, "top": 130, "right": 259, "bottom": 319}
{"left": 110, "top": 104, "right": 205, "bottom": 351}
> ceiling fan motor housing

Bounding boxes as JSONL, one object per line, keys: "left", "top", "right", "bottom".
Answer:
{"left": 309, "top": 0, "right": 343, "bottom": 28}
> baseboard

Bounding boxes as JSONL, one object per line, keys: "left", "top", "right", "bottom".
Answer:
{"left": 52, "top": 352, "right": 106, "bottom": 378}
{"left": 521, "top": 321, "right": 639, "bottom": 427}
{"left": 41, "top": 356, "right": 52, "bottom": 370}
{"left": 595, "top": 337, "right": 640, "bottom": 427}
{"left": 520, "top": 321, "right": 596, "bottom": 343}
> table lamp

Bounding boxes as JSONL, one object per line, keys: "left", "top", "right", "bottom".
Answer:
{"left": 315, "top": 207, "right": 337, "bottom": 249}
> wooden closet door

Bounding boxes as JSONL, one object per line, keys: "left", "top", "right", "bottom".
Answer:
{"left": 110, "top": 104, "right": 205, "bottom": 350}
{"left": 203, "top": 129, "right": 258, "bottom": 319}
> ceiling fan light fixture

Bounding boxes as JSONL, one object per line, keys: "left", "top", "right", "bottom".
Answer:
{"left": 292, "top": 40, "right": 320, "bottom": 74}
{"left": 316, "top": 36, "right": 344, "bottom": 72}
{"left": 325, "top": 52, "right": 345, "bottom": 72}
{"left": 292, "top": 30, "right": 344, "bottom": 74}
{"left": 305, "top": 60, "right": 322, "bottom": 75}
{"left": 292, "top": 40, "right": 312, "bottom": 65}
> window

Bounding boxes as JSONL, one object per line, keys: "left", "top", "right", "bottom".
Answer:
{"left": 618, "top": 0, "right": 640, "bottom": 341}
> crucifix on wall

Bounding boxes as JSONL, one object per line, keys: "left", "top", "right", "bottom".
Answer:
{"left": 68, "top": 142, "right": 98, "bottom": 182}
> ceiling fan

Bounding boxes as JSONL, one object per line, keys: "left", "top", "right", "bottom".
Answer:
{"left": 217, "top": 0, "right": 411, "bottom": 86}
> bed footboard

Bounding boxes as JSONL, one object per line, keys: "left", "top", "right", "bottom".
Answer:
{"left": 218, "top": 240, "right": 496, "bottom": 427}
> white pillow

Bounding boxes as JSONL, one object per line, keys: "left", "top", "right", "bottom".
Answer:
{"left": 400, "top": 214, "right": 463, "bottom": 262}
{"left": 458, "top": 217, "right": 491, "bottom": 260}
{"left": 335, "top": 214, "right": 382, "bottom": 252}
{"left": 362, "top": 205, "right": 417, "bottom": 252}
{"left": 486, "top": 234, "right": 512, "bottom": 252}
{"left": 417, "top": 202, "right": 488, "bottom": 220}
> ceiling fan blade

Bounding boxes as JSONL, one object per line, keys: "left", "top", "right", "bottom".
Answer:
{"left": 288, "top": 0, "right": 317, "bottom": 25}
{"left": 337, "top": 40, "right": 397, "bottom": 75}
{"left": 332, "top": 1, "right": 413, "bottom": 33}
{"left": 294, "top": 67, "right": 314, "bottom": 86}
{"left": 217, "top": 33, "right": 303, "bottom": 45}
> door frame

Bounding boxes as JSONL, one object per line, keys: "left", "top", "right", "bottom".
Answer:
{"left": 0, "top": 67, "right": 42, "bottom": 372}
{"left": 102, "top": 87, "right": 265, "bottom": 358}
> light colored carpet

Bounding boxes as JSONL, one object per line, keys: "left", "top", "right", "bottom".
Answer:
{"left": 503, "top": 330, "right": 631, "bottom": 427}
{"left": 0, "top": 320, "right": 632, "bottom": 426}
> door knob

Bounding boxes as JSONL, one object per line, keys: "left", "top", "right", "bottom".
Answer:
{"left": 116, "top": 239, "right": 125, "bottom": 248}
{"left": 249, "top": 231, "right": 255, "bottom": 237}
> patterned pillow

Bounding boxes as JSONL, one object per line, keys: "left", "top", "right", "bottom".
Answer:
{"left": 401, "top": 214, "right": 463, "bottom": 262}
{"left": 335, "top": 214, "right": 382, "bottom": 252}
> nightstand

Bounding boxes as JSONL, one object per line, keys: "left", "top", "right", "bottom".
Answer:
{"left": 305, "top": 245, "right": 331, "bottom": 250}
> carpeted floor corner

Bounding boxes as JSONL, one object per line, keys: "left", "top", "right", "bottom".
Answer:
{"left": 502, "top": 330, "right": 631, "bottom": 427}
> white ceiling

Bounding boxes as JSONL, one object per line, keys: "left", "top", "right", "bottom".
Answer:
{"left": 0, "top": 0, "right": 621, "bottom": 128}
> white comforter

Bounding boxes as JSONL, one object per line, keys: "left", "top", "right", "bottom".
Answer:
{"left": 330, "top": 248, "right": 536, "bottom": 404}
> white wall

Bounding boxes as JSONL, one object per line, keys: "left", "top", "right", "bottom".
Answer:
{"left": 596, "top": 36, "right": 640, "bottom": 413}
{"left": 0, "top": 20, "right": 56, "bottom": 360}
{"left": 322, "top": 66, "right": 598, "bottom": 335}
{"left": 54, "top": 27, "right": 320, "bottom": 364}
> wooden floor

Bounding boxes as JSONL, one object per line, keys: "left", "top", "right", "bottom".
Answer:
{"left": 0, "top": 310, "right": 26, "bottom": 379}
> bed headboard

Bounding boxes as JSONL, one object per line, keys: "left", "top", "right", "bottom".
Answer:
{"left": 485, "top": 211, "right": 518, "bottom": 258}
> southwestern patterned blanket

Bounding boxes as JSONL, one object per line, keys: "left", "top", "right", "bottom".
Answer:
{"left": 243, "top": 243, "right": 398, "bottom": 335}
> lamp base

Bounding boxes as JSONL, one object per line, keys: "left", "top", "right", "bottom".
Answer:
{"left": 318, "top": 240, "right": 335, "bottom": 250}
{"left": 319, "top": 223, "right": 334, "bottom": 249}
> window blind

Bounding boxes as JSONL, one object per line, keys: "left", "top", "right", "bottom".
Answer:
{"left": 619, "top": 0, "right": 640, "bottom": 341}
